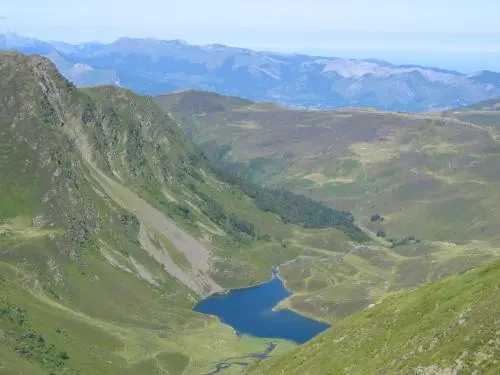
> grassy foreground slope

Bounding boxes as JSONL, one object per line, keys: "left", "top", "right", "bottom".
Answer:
{"left": 157, "top": 91, "right": 500, "bottom": 246}
{"left": 249, "top": 259, "right": 500, "bottom": 375}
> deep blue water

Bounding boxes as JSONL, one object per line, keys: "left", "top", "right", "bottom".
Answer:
{"left": 194, "top": 276, "right": 330, "bottom": 344}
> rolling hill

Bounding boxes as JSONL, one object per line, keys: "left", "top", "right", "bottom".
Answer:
{"left": 157, "top": 90, "right": 500, "bottom": 248}
{"left": 3, "top": 33, "right": 500, "bottom": 112}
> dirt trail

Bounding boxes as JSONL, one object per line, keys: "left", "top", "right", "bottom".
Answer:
{"left": 88, "top": 163, "right": 222, "bottom": 295}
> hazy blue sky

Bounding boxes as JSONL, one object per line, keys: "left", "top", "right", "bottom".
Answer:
{"left": 2, "top": 0, "right": 500, "bottom": 72}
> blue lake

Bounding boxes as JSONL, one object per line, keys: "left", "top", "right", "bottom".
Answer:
{"left": 194, "top": 275, "right": 330, "bottom": 344}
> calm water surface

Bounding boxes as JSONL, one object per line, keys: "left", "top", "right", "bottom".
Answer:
{"left": 194, "top": 275, "right": 330, "bottom": 344}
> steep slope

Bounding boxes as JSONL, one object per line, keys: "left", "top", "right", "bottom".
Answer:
{"left": 157, "top": 90, "right": 500, "bottom": 247}
{"left": 3, "top": 33, "right": 500, "bottom": 111}
{"left": 0, "top": 52, "right": 238, "bottom": 375}
{"left": 248, "top": 259, "right": 500, "bottom": 375}
{"left": 1, "top": 52, "right": 359, "bottom": 374}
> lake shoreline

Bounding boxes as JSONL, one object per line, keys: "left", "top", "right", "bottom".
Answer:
{"left": 206, "top": 265, "right": 284, "bottom": 297}
{"left": 273, "top": 297, "right": 333, "bottom": 325}
{"left": 194, "top": 267, "right": 286, "bottom": 338}
{"left": 193, "top": 266, "right": 330, "bottom": 344}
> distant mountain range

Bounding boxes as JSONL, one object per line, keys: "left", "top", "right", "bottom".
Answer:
{"left": 2, "top": 32, "right": 500, "bottom": 111}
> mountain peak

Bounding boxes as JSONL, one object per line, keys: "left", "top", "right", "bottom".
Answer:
{"left": 171, "top": 38, "right": 190, "bottom": 46}
{"left": 1, "top": 51, "right": 58, "bottom": 72}
{"left": 4, "top": 33, "right": 500, "bottom": 111}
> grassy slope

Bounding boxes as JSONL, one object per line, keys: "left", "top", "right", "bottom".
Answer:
{"left": 248, "top": 259, "right": 500, "bottom": 375}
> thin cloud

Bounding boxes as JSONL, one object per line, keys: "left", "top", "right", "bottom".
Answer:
{"left": 0, "top": 17, "right": 6, "bottom": 21}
